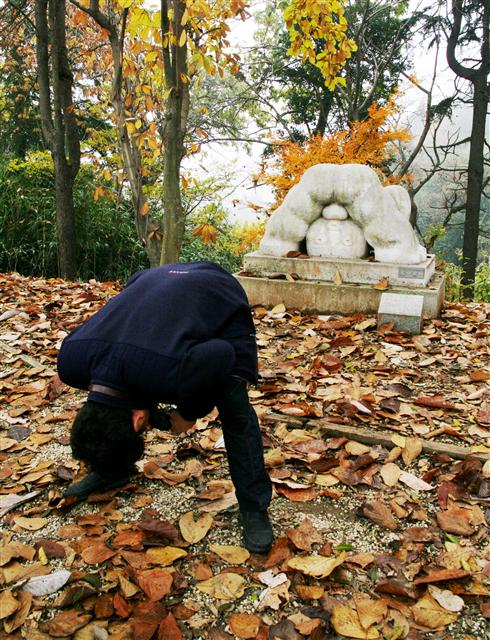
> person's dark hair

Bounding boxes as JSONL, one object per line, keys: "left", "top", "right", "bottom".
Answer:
{"left": 70, "top": 402, "right": 144, "bottom": 477}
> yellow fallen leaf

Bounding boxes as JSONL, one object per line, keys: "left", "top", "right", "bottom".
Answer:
{"left": 380, "top": 463, "right": 401, "bottom": 487}
{"left": 287, "top": 551, "right": 347, "bottom": 578}
{"left": 38, "top": 546, "right": 49, "bottom": 565}
{"left": 294, "top": 584, "right": 324, "bottom": 600}
{"left": 354, "top": 595, "right": 388, "bottom": 629}
{"left": 228, "top": 613, "right": 261, "bottom": 638}
{"left": 333, "top": 268, "right": 343, "bottom": 285}
{"left": 179, "top": 511, "right": 213, "bottom": 544}
{"left": 209, "top": 544, "right": 250, "bottom": 565}
{"left": 196, "top": 572, "right": 246, "bottom": 600}
{"left": 391, "top": 434, "right": 406, "bottom": 448}
{"left": 0, "top": 589, "right": 19, "bottom": 619}
{"left": 332, "top": 605, "right": 379, "bottom": 638}
{"left": 13, "top": 516, "right": 48, "bottom": 531}
{"left": 411, "top": 593, "right": 458, "bottom": 629}
{"left": 146, "top": 546, "right": 187, "bottom": 566}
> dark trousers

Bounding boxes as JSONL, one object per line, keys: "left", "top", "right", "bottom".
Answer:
{"left": 214, "top": 376, "right": 272, "bottom": 512}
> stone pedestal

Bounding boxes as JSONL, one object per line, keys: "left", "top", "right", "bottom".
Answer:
{"left": 236, "top": 253, "right": 445, "bottom": 319}
{"left": 243, "top": 252, "right": 436, "bottom": 287}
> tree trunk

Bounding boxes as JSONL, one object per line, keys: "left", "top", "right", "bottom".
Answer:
{"left": 461, "top": 74, "right": 488, "bottom": 295}
{"left": 161, "top": 89, "right": 186, "bottom": 264}
{"left": 160, "top": 0, "right": 189, "bottom": 265}
{"left": 35, "top": 0, "right": 80, "bottom": 279}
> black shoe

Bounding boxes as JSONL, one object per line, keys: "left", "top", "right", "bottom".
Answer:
{"left": 63, "top": 471, "right": 131, "bottom": 500}
{"left": 240, "top": 510, "right": 273, "bottom": 554}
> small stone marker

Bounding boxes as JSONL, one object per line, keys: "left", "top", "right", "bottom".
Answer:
{"left": 378, "top": 293, "right": 424, "bottom": 334}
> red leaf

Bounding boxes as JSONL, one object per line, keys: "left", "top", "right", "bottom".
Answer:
{"left": 414, "top": 568, "right": 471, "bottom": 584}
{"left": 137, "top": 569, "right": 173, "bottom": 601}
{"left": 414, "top": 396, "right": 456, "bottom": 410}
{"left": 275, "top": 486, "right": 317, "bottom": 501}
{"left": 158, "top": 613, "right": 182, "bottom": 640}
{"left": 114, "top": 592, "right": 132, "bottom": 618}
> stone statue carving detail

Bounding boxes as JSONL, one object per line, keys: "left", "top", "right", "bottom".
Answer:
{"left": 259, "top": 163, "right": 427, "bottom": 265}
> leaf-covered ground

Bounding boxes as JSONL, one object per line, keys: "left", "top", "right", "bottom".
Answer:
{"left": 0, "top": 272, "right": 489, "bottom": 640}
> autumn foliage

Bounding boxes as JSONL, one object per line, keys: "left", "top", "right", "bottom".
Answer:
{"left": 260, "top": 97, "right": 410, "bottom": 208}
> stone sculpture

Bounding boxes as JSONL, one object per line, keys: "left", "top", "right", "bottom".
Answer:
{"left": 306, "top": 204, "right": 368, "bottom": 259}
{"left": 259, "top": 163, "right": 427, "bottom": 264}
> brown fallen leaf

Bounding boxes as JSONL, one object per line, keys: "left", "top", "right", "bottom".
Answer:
{"left": 179, "top": 511, "right": 213, "bottom": 543}
{"left": 411, "top": 592, "right": 458, "bottom": 629}
{"left": 401, "top": 437, "right": 423, "bottom": 465}
{"left": 414, "top": 395, "right": 456, "bottom": 410}
{"left": 228, "top": 613, "right": 261, "bottom": 639}
{"left": 196, "top": 573, "right": 246, "bottom": 600}
{"left": 137, "top": 568, "right": 173, "bottom": 601}
{"left": 275, "top": 486, "right": 317, "bottom": 501}
{"left": 414, "top": 568, "right": 471, "bottom": 584}
{"left": 437, "top": 508, "right": 475, "bottom": 536}
{"left": 288, "top": 612, "right": 322, "bottom": 635}
{"left": 3, "top": 591, "right": 32, "bottom": 634}
{"left": 285, "top": 517, "right": 322, "bottom": 551}
{"left": 361, "top": 500, "right": 397, "bottom": 531}
{"left": 372, "top": 276, "right": 389, "bottom": 290}
{"left": 294, "top": 584, "right": 325, "bottom": 600}
{"left": 40, "top": 609, "right": 92, "bottom": 637}
{"left": 157, "top": 612, "right": 182, "bottom": 640}
{"left": 81, "top": 542, "right": 118, "bottom": 564}
{"left": 0, "top": 589, "right": 19, "bottom": 619}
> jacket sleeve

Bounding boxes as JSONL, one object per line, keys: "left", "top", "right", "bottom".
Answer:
{"left": 177, "top": 339, "right": 235, "bottom": 421}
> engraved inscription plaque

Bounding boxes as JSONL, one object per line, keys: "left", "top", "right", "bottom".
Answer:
{"left": 398, "top": 267, "right": 425, "bottom": 279}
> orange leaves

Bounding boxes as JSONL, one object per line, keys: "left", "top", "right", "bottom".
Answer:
{"left": 191, "top": 222, "right": 217, "bottom": 244}
{"left": 261, "top": 97, "right": 410, "bottom": 207}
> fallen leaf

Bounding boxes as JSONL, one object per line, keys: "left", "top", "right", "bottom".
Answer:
{"left": 331, "top": 605, "right": 380, "bottom": 638}
{"left": 158, "top": 612, "right": 182, "bottom": 640}
{"left": 333, "top": 268, "right": 343, "bottom": 285}
{"left": 228, "top": 613, "right": 261, "bottom": 639}
{"left": 401, "top": 438, "right": 423, "bottom": 465}
{"left": 354, "top": 595, "right": 387, "bottom": 630}
{"left": 209, "top": 544, "right": 250, "bottom": 564}
{"left": 0, "top": 589, "right": 19, "bottom": 619}
{"left": 137, "top": 568, "right": 173, "bottom": 601}
{"left": 3, "top": 591, "right": 32, "bottom": 633}
{"left": 179, "top": 511, "right": 213, "bottom": 543}
{"left": 196, "top": 573, "right": 246, "bottom": 600}
{"left": 41, "top": 609, "right": 92, "bottom": 637}
{"left": 361, "top": 501, "right": 397, "bottom": 530}
{"left": 399, "top": 472, "right": 433, "bottom": 492}
{"left": 13, "top": 515, "right": 48, "bottom": 531}
{"left": 288, "top": 612, "right": 322, "bottom": 635}
{"left": 411, "top": 592, "right": 458, "bottom": 629}
{"left": 287, "top": 551, "right": 347, "bottom": 578}
{"left": 380, "top": 463, "right": 401, "bottom": 487}
{"left": 437, "top": 509, "right": 475, "bottom": 536}
{"left": 285, "top": 517, "right": 322, "bottom": 551}
{"left": 414, "top": 568, "right": 471, "bottom": 584}
{"left": 24, "top": 569, "right": 71, "bottom": 596}
{"left": 146, "top": 546, "right": 187, "bottom": 566}
{"left": 81, "top": 542, "right": 117, "bottom": 564}
{"left": 294, "top": 584, "right": 324, "bottom": 600}
{"left": 428, "top": 585, "right": 465, "bottom": 612}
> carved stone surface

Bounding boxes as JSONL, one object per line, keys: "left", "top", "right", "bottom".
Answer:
{"left": 306, "top": 218, "right": 368, "bottom": 259}
{"left": 259, "top": 163, "right": 427, "bottom": 265}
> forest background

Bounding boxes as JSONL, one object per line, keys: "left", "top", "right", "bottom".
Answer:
{"left": 0, "top": 0, "right": 488, "bottom": 300}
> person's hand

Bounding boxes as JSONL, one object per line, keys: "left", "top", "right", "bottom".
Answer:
{"left": 169, "top": 410, "right": 196, "bottom": 434}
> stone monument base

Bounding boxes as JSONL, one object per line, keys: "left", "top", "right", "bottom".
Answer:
{"left": 235, "top": 271, "right": 445, "bottom": 319}
{"left": 243, "top": 252, "right": 436, "bottom": 287}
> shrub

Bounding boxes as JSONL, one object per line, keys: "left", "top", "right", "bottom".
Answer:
{"left": 0, "top": 152, "right": 148, "bottom": 281}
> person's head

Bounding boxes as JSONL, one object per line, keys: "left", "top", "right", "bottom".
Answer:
{"left": 70, "top": 402, "right": 145, "bottom": 476}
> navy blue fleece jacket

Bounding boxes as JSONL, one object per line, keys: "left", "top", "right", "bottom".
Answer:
{"left": 57, "top": 261, "right": 258, "bottom": 420}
